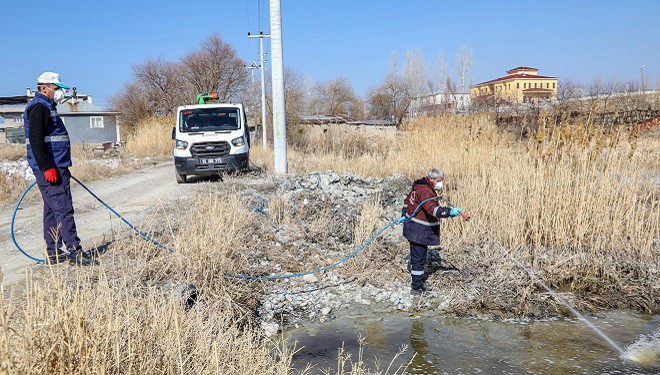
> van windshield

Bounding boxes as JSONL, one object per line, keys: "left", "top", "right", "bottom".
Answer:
{"left": 179, "top": 107, "right": 241, "bottom": 132}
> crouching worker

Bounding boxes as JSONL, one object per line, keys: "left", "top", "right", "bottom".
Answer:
{"left": 24, "top": 72, "right": 95, "bottom": 266}
{"left": 402, "top": 168, "right": 462, "bottom": 295}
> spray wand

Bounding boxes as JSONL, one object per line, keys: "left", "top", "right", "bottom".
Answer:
{"left": 444, "top": 198, "right": 470, "bottom": 221}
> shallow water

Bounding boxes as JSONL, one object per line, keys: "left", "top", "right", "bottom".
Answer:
{"left": 286, "top": 310, "right": 658, "bottom": 374}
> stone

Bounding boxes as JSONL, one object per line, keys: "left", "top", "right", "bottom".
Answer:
{"left": 261, "top": 322, "right": 279, "bottom": 338}
{"left": 302, "top": 274, "right": 319, "bottom": 283}
{"left": 321, "top": 307, "right": 332, "bottom": 316}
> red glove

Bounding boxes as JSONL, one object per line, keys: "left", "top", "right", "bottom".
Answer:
{"left": 44, "top": 168, "right": 58, "bottom": 183}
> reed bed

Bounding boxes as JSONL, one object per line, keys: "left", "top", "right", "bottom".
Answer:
{"left": 124, "top": 116, "right": 174, "bottom": 158}
{"left": 252, "top": 113, "right": 659, "bottom": 310}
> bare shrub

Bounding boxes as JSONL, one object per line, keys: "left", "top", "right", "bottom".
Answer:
{"left": 110, "top": 34, "right": 248, "bottom": 129}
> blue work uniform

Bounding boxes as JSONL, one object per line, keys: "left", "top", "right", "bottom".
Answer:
{"left": 24, "top": 93, "right": 81, "bottom": 257}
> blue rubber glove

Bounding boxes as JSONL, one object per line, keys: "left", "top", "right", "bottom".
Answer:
{"left": 449, "top": 207, "right": 463, "bottom": 217}
{"left": 396, "top": 216, "right": 407, "bottom": 223}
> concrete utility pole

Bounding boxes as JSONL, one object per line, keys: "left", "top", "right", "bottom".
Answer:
{"left": 248, "top": 31, "right": 270, "bottom": 147}
{"left": 270, "top": 0, "right": 287, "bottom": 174}
{"left": 245, "top": 62, "right": 258, "bottom": 83}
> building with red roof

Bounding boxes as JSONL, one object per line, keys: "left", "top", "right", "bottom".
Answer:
{"left": 471, "top": 67, "right": 558, "bottom": 104}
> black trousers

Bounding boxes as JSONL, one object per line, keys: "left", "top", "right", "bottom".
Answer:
{"left": 409, "top": 241, "right": 427, "bottom": 289}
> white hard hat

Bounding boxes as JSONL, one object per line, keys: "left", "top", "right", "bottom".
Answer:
{"left": 37, "top": 72, "right": 70, "bottom": 89}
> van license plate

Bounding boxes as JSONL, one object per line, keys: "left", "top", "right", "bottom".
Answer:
{"left": 200, "top": 158, "right": 223, "bottom": 164}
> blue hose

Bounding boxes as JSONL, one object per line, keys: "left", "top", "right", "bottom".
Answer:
{"left": 11, "top": 176, "right": 175, "bottom": 263}
{"left": 10, "top": 181, "right": 42, "bottom": 262}
{"left": 12, "top": 173, "right": 435, "bottom": 281}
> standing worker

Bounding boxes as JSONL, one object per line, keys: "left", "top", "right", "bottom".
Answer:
{"left": 402, "top": 168, "right": 462, "bottom": 294}
{"left": 24, "top": 72, "right": 94, "bottom": 266}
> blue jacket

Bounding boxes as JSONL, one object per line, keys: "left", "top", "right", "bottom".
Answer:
{"left": 24, "top": 93, "right": 72, "bottom": 171}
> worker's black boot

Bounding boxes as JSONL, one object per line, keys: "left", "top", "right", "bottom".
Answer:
{"left": 69, "top": 251, "right": 98, "bottom": 266}
{"left": 411, "top": 284, "right": 433, "bottom": 296}
{"left": 45, "top": 250, "right": 68, "bottom": 265}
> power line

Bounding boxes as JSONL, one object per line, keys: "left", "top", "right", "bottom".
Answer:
{"left": 244, "top": 0, "right": 252, "bottom": 59}
{"left": 248, "top": 31, "right": 270, "bottom": 147}
{"left": 258, "top": 0, "right": 262, "bottom": 32}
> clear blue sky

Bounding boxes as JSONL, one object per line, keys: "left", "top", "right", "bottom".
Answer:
{"left": 1, "top": 0, "right": 657, "bottom": 106}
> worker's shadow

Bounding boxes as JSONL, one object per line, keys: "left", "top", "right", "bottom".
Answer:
{"left": 425, "top": 259, "right": 460, "bottom": 278}
{"left": 84, "top": 241, "right": 113, "bottom": 258}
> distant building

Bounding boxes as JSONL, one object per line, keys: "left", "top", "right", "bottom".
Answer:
{"left": 414, "top": 92, "right": 471, "bottom": 115}
{"left": 471, "top": 66, "right": 558, "bottom": 104}
{"left": 0, "top": 90, "right": 120, "bottom": 144}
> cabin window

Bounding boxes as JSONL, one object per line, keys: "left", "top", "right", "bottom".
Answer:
{"left": 90, "top": 116, "right": 104, "bottom": 129}
{"left": 517, "top": 83, "right": 520, "bottom": 89}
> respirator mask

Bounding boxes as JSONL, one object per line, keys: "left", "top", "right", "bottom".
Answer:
{"left": 434, "top": 181, "right": 444, "bottom": 191}
{"left": 43, "top": 85, "right": 66, "bottom": 103}
{"left": 53, "top": 88, "right": 66, "bottom": 102}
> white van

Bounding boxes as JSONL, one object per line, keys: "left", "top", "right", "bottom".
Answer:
{"left": 172, "top": 94, "right": 252, "bottom": 183}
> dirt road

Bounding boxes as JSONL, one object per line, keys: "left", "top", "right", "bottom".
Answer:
{"left": 0, "top": 162, "right": 198, "bottom": 286}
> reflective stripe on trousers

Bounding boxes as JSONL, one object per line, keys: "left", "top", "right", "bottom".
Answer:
{"left": 409, "top": 241, "right": 428, "bottom": 289}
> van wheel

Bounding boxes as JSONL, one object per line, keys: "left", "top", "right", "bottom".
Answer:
{"left": 175, "top": 170, "right": 187, "bottom": 183}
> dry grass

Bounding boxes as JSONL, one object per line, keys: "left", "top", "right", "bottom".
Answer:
{"left": 0, "top": 191, "right": 288, "bottom": 374}
{"left": 0, "top": 186, "right": 409, "bottom": 374}
{"left": 124, "top": 116, "right": 174, "bottom": 158}
{"left": 252, "top": 113, "right": 659, "bottom": 300}
{"left": 0, "top": 173, "right": 30, "bottom": 204}
{"left": 0, "top": 144, "right": 25, "bottom": 161}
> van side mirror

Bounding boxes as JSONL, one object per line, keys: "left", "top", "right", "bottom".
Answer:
{"left": 172, "top": 127, "right": 176, "bottom": 140}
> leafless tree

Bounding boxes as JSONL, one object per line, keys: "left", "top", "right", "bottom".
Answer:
{"left": 434, "top": 51, "right": 447, "bottom": 95}
{"left": 262, "top": 67, "right": 309, "bottom": 129}
{"left": 455, "top": 45, "right": 473, "bottom": 93}
{"left": 587, "top": 78, "right": 622, "bottom": 113}
{"left": 310, "top": 78, "right": 360, "bottom": 117}
{"left": 366, "top": 50, "right": 429, "bottom": 124}
{"left": 366, "top": 84, "right": 393, "bottom": 120}
{"left": 181, "top": 34, "right": 248, "bottom": 102}
{"left": 402, "top": 49, "right": 429, "bottom": 118}
{"left": 111, "top": 34, "right": 248, "bottom": 125}
{"left": 556, "top": 79, "right": 584, "bottom": 113}
{"left": 445, "top": 76, "right": 458, "bottom": 111}
{"left": 140, "top": 58, "right": 190, "bottom": 114}
{"left": 109, "top": 82, "right": 151, "bottom": 129}
{"left": 283, "top": 68, "right": 307, "bottom": 124}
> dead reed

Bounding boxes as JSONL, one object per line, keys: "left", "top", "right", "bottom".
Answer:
{"left": 0, "top": 144, "right": 25, "bottom": 161}
{"left": 253, "top": 112, "right": 658, "bottom": 310}
{"left": 124, "top": 116, "right": 174, "bottom": 158}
